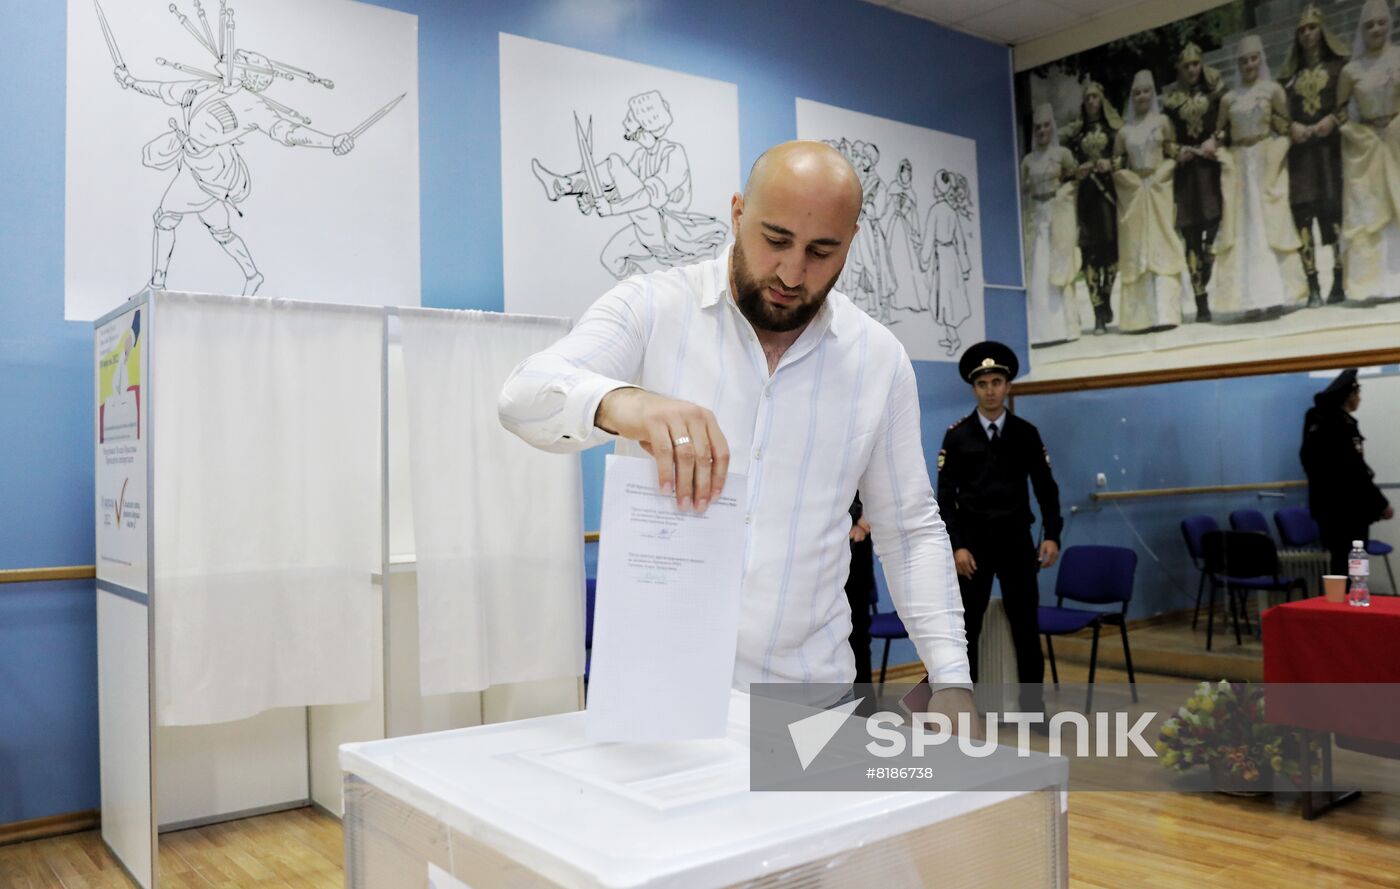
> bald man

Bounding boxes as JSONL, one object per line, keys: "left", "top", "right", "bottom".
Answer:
{"left": 501, "top": 141, "right": 974, "bottom": 715}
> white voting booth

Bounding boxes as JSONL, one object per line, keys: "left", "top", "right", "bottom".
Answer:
{"left": 94, "top": 292, "right": 584, "bottom": 889}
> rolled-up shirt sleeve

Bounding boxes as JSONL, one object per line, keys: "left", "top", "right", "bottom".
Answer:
{"left": 499, "top": 281, "right": 649, "bottom": 453}
{"left": 858, "top": 352, "right": 971, "bottom": 686}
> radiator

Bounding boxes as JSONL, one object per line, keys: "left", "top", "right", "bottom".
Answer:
{"left": 1276, "top": 548, "right": 1331, "bottom": 605}
{"left": 973, "top": 596, "right": 1018, "bottom": 713}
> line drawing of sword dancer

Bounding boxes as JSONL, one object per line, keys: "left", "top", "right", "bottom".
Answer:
{"left": 530, "top": 90, "right": 729, "bottom": 279}
{"left": 97, "top": 0, "right": 403, "bottom": 295}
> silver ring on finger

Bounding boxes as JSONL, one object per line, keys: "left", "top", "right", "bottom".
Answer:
{"left": 673, "top": 435, "right": 692, "bottom": 446}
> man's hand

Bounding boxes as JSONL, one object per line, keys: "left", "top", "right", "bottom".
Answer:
{"left": 1199, "top": 137, "right": 1218, "bottom": 160}
{"left": 1315, "top": 115, "right": 1338, "bottom": 138}
{"left": 114, "top": 66, "right": 134, "bottom": 89}
{"left": 332, "top": 133, "right": 355, "bottom": 156}
{"left": 1383, "top": 505, "right": 1395, "bottom": 521}
{"left": 954, "top": 547, "right": 976, "bottom": 578}
{"left": 1038, "top": 539, "right": 1060, "bottom": 569}
{"left": 1178, "top": 146, "right": 1196, "bottom": 164}
{"left": 1291, "top": 121, "right": 1311, "bottom": 144}
{"left": 850, "top": 516, "right": 871, "bottom": 543}
{"left": 928, "top": 687, "right": 984, "bottom": 740}
{"left": 596, "top": 387, "right": 729, "bottom": 512}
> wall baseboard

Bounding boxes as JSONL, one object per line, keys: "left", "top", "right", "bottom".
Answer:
{"left": 0, "top": 809, "right": 99, "bottom": 846}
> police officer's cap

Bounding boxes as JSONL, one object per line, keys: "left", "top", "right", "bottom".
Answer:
{"left": 1315, "top": 368, "right": 1359, "bottom": 407}
{"left": 959, "top": 341, "right": 1019, "bottom": 384}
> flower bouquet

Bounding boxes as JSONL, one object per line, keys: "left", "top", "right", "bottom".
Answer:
{"left": 1154, "top": 680, "right": 1322, "bottom": 793}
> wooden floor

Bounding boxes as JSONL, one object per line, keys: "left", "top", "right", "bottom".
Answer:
{"left": 4, "top": 659, "right": 1398, "bottom": 888}
{"left": 0, "top": 807, "right": 342, "bottom": 889}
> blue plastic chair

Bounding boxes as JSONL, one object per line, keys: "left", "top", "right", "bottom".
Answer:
{"left": 1275, "top": 506, "right": 1393, "bottom": 594}
{"left": 868, "top": 584, "right": 908, "bottom": 687}
{"left": 1229, "top": 509, "right": 1272, "bottom": 537}
{"left": 1201, "top": 531, "right": 1306, "bottom": 650}
{"left": 1274, "top": 507, "right": 1321, "bottom": 548}
{"left": 1367, "top": 540, "right": 1397, "bottom": 595}
{"left": 1038, "top": 545, "right": 1138, "bottom": 708}
{"left": 1181, "top": 515, "right": 1220, "bottom": 629}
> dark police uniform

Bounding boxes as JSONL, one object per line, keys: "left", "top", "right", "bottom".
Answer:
{"left": 1300, "top": 369, "right": 1389, "bottom": 574}
{"left": 844, "top": 494, "right": 874, "bottom": 684}
{"left": 937, "top": 343, "right": 1062, "bottom": 702}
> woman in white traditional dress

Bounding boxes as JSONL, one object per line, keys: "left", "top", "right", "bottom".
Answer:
{"left": 1113, "top": 70, "right": 1187, "bottom": 332}
{"left": 1021, "top": 103, "right": 1081, "bottom": 345}
{"left": 1337, "top": 0, "right": 1400, "bottom": 301}
{"left": 1210, "top": 34, "right": 1308, "bottom": 316}
{"left": 882, "top": 158, "right": 926, "bottom": 312}
{"left": 920, "top": 169, "right": 974, "bottom": 354}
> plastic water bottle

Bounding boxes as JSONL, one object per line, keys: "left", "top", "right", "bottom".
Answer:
{"left": 1348, "top": 540, "right": 1371, "bottom": 607}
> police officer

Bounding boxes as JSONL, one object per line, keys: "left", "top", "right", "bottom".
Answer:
{"left": 1300, "top": 369, "right": 1393, "bottom": 575}
{"left": 937, "top": 342, "right": 1062, "bottom": 707}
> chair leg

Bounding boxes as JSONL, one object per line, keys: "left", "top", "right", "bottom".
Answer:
{"left": 1192, "top": 570, "right": 1206, "bottom": 630}
{"left": 1206, "top": 581, "right": 1217, "bottom": 651}
{"left": 1240, "top": 592, "right": 1253, "bottom": 636}
{"left": 1046, "top": 635, "right": 1059, "bottom": 686}
{"left": 1085, "top": 624, "right": 1101, "bottom": 713}
{"left": 1229, "top": 589, "right": 1243, "bottom": 646}
{"left": 1386, "top": 554, "right": 1397, "bottom": 596}
{"left": 879, "top": 639, "right": 892, "bottom": 688}
{"left": 1118, "top": 619, "right": 1138, "bottom": 702}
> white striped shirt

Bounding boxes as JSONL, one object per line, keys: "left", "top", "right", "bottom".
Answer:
{"left": 499, "top": 250, "right": 970, "bottom": 687}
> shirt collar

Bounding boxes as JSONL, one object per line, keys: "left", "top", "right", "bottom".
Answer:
{"left": 978, "top": 410, "right": 1004, "bottom": 435}
{"left": 707, "top": 244, "right": 845, "bottom": 340}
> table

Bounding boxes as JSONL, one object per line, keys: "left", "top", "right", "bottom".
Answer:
{"left": 1262, "top": 597, "right": 1400, "bottom": 818}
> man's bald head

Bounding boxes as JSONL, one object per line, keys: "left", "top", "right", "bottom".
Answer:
{"left": 742, "top": 141, "right": 863, "bottom": 230}
{"left": 727, "top": 141, "right": 863, "bottom": 339}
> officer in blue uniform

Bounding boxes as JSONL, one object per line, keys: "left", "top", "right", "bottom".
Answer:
{"left": 937, "top": 342, "right": 1062, "bottom": 706}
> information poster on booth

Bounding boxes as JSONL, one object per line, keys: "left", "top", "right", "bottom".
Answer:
{"left": 95, "top": 305, "right": 148, "bottom": 593}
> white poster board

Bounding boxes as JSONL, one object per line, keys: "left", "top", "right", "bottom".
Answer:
{"left": 65, "top": 0, "right": 420, "bottom": 320}
{"left": 96, "top": 303, "right": 148, "bottom": 593}
{"left": 500, "top": 33, "right": 740, "bottom": 320}
{"left": 796, "top": 98, "right": 985, "bottom": 363}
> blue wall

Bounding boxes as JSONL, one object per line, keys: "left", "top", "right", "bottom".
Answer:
{"left": 2, "top": 0, "right": 1020, "bottom": 822}
{"left": 1020, "top": 371, "right": 1328, "bottom": 620}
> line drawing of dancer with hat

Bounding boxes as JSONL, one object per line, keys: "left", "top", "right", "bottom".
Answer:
{"left": 919, "top": 168, "right": 974, "bottom": 355}
{"left": 531, "top": 89, "right": 729, "bottom": 279}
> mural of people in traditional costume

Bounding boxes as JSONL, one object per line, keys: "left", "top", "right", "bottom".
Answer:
{"left": 1015, "top": 0, "right": 1400, "bottom": 375}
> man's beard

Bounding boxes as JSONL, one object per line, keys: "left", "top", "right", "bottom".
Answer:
{"left": 731, "top": 239, "right": 837, "bottom": 333}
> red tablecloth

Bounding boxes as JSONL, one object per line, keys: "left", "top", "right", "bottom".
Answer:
{"left": 1262, "top": 597, "right": 1400, "bottom": 742}
{"left": 1263, "top": 596, "right": 1400, "bottom": 683}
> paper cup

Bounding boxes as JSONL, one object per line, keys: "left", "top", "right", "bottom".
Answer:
{"left": 1322, "top": 575, "right": 1347, "bottom": 603}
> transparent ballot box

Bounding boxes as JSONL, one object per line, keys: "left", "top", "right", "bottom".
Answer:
{"left": 340, "top": 692, "right": 1068, "bottom": 888}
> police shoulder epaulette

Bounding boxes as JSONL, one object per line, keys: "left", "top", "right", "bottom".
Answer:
{"left": 948, "top": 416, "right": 969, "bottom": 430}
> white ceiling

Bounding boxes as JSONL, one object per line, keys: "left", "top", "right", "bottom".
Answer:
{"left": 861, "top": 0, "right": 1141, "bottom": 46}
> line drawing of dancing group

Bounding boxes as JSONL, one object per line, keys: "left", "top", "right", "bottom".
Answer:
{"left": 823, "top": 137, "right": 977, "bottom": 357}
{"left": 1022, "top": 1, "right": 1400, "bottom": 349}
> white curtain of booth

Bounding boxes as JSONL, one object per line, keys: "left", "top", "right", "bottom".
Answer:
{"left": 398, "top": 308, "right": 585, "bottom": 695}
{"left": 153, "top": 293, "right": 382, "bottom": 726}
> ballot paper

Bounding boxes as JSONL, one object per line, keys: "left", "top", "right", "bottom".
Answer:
{"left": 586, "top": 454, "right": 746, "bottom": 742}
